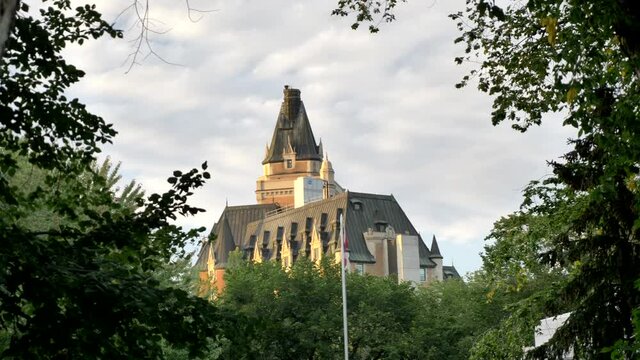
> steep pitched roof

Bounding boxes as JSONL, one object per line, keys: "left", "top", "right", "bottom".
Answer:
{"left": 195, "top": 203, "right": 277, "bottom": 269}
{"left": 263, "top": 86, "right": 322, "bottom": 164}
{"left": 443, "top": 265, "right": 461, "bottom": 279}
{"left": 419, "top": 242, "right": 437, "bottom": 267}
{"left": 194, "top": 241, "right": 211, "bottom": 271}
{"left": 430, "top": 235, "right": 443, "bottom": 259}
{"left": 213, "top": 216, "right": 236, "bottom": 268}
{"left": 242, "top": 191, "right": 434, "bottom": 266}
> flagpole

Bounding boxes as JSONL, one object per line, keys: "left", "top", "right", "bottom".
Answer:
{"left": 340, "top": 213, "right": 349, "bottom": 360}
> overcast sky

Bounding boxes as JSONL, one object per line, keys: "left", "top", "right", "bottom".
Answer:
{"left": 64, "top": 0, "right": 575, "bottom": 275}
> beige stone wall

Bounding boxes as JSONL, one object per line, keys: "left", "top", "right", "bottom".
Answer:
{"left": 367, "top": 242, "right": 387, "bottom": 276}
{"left": 396, "top": 234, "right": 420, "bottom": 283}
{"left": 256, "top": 159, "right": 322, "bottom": 206}
{"left": 426, "top": 263, "right": 443, "bottom": 283}
{"left": 362, "top": 230, "right": 390, "bottom": 277}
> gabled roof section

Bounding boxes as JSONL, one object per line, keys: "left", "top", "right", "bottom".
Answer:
{"left": 443, "top": 265, "right": 461, "bottom": 279}
{"left": 263, "top": 86, "right": 322, "bottom": 164}
{"left": 194, "top": 241, "right": 211, "bottom": 271}
{"left": 197, "top": 203, "right": 278, "bottom": 269}
{"left": 213, "top": 216, "right": 236, "bottom": 268}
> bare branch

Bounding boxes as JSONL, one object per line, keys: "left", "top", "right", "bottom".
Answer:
{"left": 113, "top": 0, "right": 216, "bottom": 73}
{"left": 185, "top": 0, "right": 218, "bottom": 23}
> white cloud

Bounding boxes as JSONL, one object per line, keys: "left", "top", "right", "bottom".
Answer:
{"left": 64, "top": 0, "right": 576, "bottom": 275}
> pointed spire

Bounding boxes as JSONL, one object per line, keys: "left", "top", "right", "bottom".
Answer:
{"left": 430, "top": 235, "right": 443, "bottom": 259}
{"left": 263, "top": 86, "right": 322, "bottom": 164}
{"left": 320, "top": 151, "right": 334, "bottom": 181}
{"left": 318, "top": 138, "right": 324, "bottom": 157}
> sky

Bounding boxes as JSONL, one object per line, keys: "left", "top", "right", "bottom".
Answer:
{"left": 63, "top": 0, "right": 575, "bottom": 275}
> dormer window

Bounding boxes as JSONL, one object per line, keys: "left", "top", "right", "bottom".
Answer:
{"left": 374, "top": 220, "right": 388, "bottom": 232}
{"left": 305, "top": 217, "right": 313, "bottom": 233}
{"left": 350, "top": 199, "right": 363, "bottom": 210}
{"left": 276, "top": 226, "right": 284, "bottom": 243}
{"left": 320, "top": 213, "right": 328, "bottom": 231}
{"left": 286, "top": 159, "right": 293, "bottom": 169}
{"left": 263, "top": 231, "right": 271, "bottom": 247}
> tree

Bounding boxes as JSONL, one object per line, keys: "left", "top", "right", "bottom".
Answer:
{"left": 219, "top": 256, "right": 422, "bottom": 359}
{"left": 450, "top": 0, "right": 640, "bottom": 358}
{"left": 93, "top": 156, "right": 144, "bottom": 209}
{"left": 1, "top": 1, "right": 224, "bottom": 357}
{"left": 220, "top": 256, "right": 534, "bottom": 360}
{"left": 219, "top": 257, "right": 343, "bottom": 359}
{"left": 0, "top": 0, "right": 18, "bottom": 56}
{"left": 331, "top": 0, "right": 407, "bottom": 33}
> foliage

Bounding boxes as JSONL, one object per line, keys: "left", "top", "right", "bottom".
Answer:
{"left": 93, "top": 156, "right": 144, "bottom": 209}
{"left": 0, "top": 148, "right": 221, "bottom": 358}
{"left": 0, "top": 0, "right": 120, "bottom": 177}
{"left": 220, "top": 257, "right": 342, "bottom": 359}
{"left": 346, "top": 268, "right": 416, "bottom": 359}
{"left": 0, "top": 1, "right": 222, "bottom": 358}
{"left": 607, "top": 279, "right": 640, "bottom": 359}
{"left": 220, "top": 257, "right": 426, "bottom": 359}
{"left": 451, "top": 0, "right": 640, "bottom": 358}
{"left": 409, "top": 272, "right": 533, "bottom": 360}
{"left": 219, "top": 257, "right": 527, "bottom": 360}
{"left": 331, "top": 0, "right": 406, "bottom": 33}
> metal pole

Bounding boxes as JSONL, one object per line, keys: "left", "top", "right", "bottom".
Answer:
{"left": 340, "top": 214, "right": 349, "bottom": 360}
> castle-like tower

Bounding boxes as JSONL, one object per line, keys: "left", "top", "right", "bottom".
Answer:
{"left": 196, "top": 86, "right": 460, "bottom": 293}
{"left": 256, "top": 86, "right": 340, "bottom": 207}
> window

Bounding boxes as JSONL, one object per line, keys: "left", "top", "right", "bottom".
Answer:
{"left": 286, "top": 159, "right": 293, "bottom": 168}
{"left": 350, "top": 199, "right": 363, "bottom": 210}
{"left": 375, "top": 221, "right": 388, "bottom": 232}
{"left": 305, "top": 217, "right": 313, "bottom": 233}
{"left": 320, "top": 213, "right": 328, "bottom": 230}
{"left": 420, "top": 268, "right": 427, "bottom": 282}
{"left": 276, "top": 226, "right": 284, "bottom": 242}
{"left": 354, "top": 263, "right": 365, "bottom": 274}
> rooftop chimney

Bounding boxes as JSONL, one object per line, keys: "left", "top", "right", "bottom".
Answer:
{"left": 283, "top": 85, "right": 301, "bottom": 122}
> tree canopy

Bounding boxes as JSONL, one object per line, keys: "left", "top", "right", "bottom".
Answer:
{"left": 0, "top": 1, "right": 223, "bottom": 358}
{"left": 449, "top": 0, "right": 640, "bottom": 358}
{"left": 217, "top": 255, "right": 516, "bottom": 360}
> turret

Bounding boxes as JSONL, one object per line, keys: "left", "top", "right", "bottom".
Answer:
{"left": 429, "top": 235, "right": 443, "bottom": 281}
{"left": 256, "top": 86, "right": 324, "bottom": 206}
{"left": 320, "top": 153, "right": 335, "bottom": 183}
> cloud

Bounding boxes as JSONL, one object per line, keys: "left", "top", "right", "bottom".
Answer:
{"left": 64, "top": 0, "right": 576, "bottom": 275}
